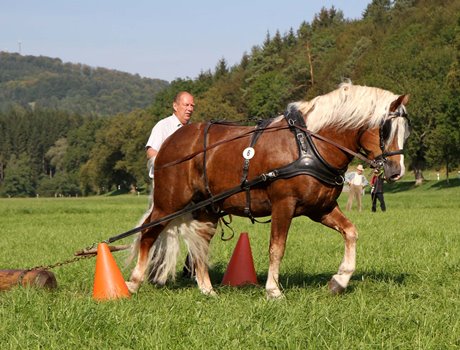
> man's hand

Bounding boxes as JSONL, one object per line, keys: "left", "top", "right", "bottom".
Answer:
{"left": 147, "top": 157, "right": 155, "bottom": 179}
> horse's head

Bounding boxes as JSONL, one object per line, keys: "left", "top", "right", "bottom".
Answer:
{"left": 359, "top": 94, "right": 411, "bottom": 182}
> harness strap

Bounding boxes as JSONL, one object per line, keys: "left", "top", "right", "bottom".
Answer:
{"left": 105, "top": 168, "right": 279, "bottom": 244}
{"left": 203, "top": 122, "right": 219, "bottom": 213}
{"left": 285, "top": 110, "right": 308, "bottom": 155}
{"left": 241, "top": 118, "right": 274, "bottom": 223}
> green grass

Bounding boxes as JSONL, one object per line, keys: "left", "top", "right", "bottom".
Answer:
{"left": 0, "top": 183, "right": 459, "bottom": 349}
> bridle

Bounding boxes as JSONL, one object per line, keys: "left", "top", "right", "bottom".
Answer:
{"left": 370, "top": 106, "right": 410, "bottom": 170}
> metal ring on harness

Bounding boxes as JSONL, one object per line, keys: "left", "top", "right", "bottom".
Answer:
{"left": 335, "top": 175, "right": 345, "bottom": 186}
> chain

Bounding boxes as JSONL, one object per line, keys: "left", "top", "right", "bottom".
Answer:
{"left": 26, "top": 242, "right": 98, "bottom": 271}
{"left": 27, "top": 254, "right": 95, "bottom": 271}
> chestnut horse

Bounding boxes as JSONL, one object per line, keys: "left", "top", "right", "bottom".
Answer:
{"left": 126, "top": 82, "right": 411, "bottom": 298}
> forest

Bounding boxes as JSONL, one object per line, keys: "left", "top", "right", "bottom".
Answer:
{"left": 0, "top": 52, "right": 168, "bottom": 115}
{"left": 0, "top": 0, "right": 459, "bottom": 197}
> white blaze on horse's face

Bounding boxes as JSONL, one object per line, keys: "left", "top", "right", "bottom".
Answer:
{"left": 385, "top": 111, "right": 411, "bottom": 181}
{"left": 394, "top": 116, "right": 411, "bottom": 180}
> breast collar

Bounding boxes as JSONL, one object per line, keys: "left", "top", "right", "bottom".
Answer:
{"left": 236, "top": 111, "right": 346, "bottom": 194}
{"left": 272, "top": 111, "right": 347, "bottom": 186}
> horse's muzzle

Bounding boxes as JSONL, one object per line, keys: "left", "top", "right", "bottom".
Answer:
{"left": 383, "top": 161, "right": 404, "bottom": 182}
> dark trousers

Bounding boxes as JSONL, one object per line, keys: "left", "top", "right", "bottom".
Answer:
{"left": 371, "top": 192, "right": 386, "bottom": 212}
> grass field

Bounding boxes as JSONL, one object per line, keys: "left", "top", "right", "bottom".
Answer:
{"left": 0, "top": 179, "right": 459, "bottom": 349}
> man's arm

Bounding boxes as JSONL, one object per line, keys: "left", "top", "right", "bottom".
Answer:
{"left": 146, "top": 147, "right": 158, "bottom": 160}
{"left": 146, "top": 147, "right": 158, "bottom": 179}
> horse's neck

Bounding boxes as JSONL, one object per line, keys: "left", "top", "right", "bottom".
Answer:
{"left": 313, "top": 128, "right": 361, "bottom": 169}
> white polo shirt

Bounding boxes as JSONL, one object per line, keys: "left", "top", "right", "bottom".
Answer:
{"left": 145, "top": 114, "right": 184, "bottom": 152}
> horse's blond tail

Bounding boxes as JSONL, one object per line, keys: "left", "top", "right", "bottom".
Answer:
{"left": 147, "top": 213, "right": 215, "bottom": 285}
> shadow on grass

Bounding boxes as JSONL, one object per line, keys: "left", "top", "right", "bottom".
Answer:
{"left": 279, "top": 270, "right": 408, "bottom": 289}
{"left": 108, "top": 188, "right": 130, "bottom": 196}
{"left": 158, "top": 264, "right": 408, "bottom": 293}
{"left": 384, "top": 178, "right": 460, "bottom": 193}
{"left": 427, "top": 177, "right": 460, "bottom": 189}
{"left": 384, "top": 181, "right": 417, "bottom": 193}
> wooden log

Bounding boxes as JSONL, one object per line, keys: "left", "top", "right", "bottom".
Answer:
{"left": 74, "top": 244, "right": 131, "bottom": 256}
{"left": 0, "top": 269, "right": 57, "bottom": 291}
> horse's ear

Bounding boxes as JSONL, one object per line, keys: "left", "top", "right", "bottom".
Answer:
{"left": 390, "top": 94, "right": 410, "bottom": 111}
{"left": 401, "top": 94, "right": 410, "bottom": 105}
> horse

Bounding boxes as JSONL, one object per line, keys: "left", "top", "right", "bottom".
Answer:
{"left": 126, "top": 82, "right": 411, "bottom": 299}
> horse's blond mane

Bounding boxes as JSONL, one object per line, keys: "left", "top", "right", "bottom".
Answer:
{"left": 289, "top": 82, "right": 401, "bottom": 133}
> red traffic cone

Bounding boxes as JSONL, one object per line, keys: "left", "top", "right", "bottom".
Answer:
{"left": 222, "top": 232, "right": 258, "bottom": 286}
{"left": 92, "top": 243, "right": 130, "bottom": 300}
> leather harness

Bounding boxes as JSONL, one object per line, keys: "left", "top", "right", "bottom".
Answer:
{"left": 202, "top": 109, "right": 346, "bottom": 222}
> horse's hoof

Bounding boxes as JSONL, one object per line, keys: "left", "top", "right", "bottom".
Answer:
{"left": 201, "top": 288, "right": 217, "bottom": 297}
{"left": 266, "top": 289, "right": 284, "bottom": 300}
{"left": 328, "top": 278, "right": 345, "bottom": 295}
{"left": 125, "top": 281, "right": 139, "bottom": 294}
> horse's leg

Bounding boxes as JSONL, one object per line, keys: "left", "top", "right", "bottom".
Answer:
{"left": 181, "top": 254, "right": 194, "bottom": 279}
{"left": 320, "top": 206, "right": 358, "bottom": 295}
{"left": 183, "top": 211, "right": 218, "bottom": 296}
{"left": 266, "top": 199, "right": 295, "bottom": 300}
{"left": 126, "top": 222, "right": 165, "bottom": 293}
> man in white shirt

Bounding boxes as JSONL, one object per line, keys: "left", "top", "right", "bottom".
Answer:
{"left": 143, "top": 91, "right": 195, "bottom": 282}
{"left": 145, "top": 91, "right": 195, "bottom": 179}
{"left": 345, "top": 164, "right": 369, "bottom": 211}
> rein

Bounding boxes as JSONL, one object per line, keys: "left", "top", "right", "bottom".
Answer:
{"left": 155, "top": 123, "right": 291, "bottom": 170}
{"left": 297, "top": 125, "right": 380, "bottom": 168}
{"left": 156, "top": 121, "right": 379, "bottom": 171}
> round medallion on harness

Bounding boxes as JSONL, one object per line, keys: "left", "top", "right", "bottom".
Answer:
{"left": 243, "top": 147, "right": 255, "bottom": 160}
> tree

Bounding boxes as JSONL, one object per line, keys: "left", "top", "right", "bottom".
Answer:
{"left": 36, "top": 172, "right": 80, "bottom": 197}
{"left": 246, "top": 71, "right": 290, "bottom": 117}
{"left": 312, "top": 6, "right": 345, "bottom": 30}
{"left": 194, "top": 86, "right": 244, "bottom": 122}
{"left": 63, "top": 117, "right": 105, "bottom": 175}
{"left": 45, "top": 137, "right": 68, "bottom": 177}
{"left": 362, "top": 0, "right": 392, "bottom": 26}
{"left": 214, "top": 58, "right": 229, "bottom": 80}
{"left": 425, "top": 22, "right": 460, "bottom": 182}
{"left": 0, "top": 153, "right": 35, "bottom": 197}
{"left": 81, "top": 110, "right": 151, "bottom": 193}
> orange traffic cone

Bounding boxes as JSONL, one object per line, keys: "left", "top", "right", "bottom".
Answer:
{"left": 222, "top": 232, "right": 258, "bottom": 286}
{"left": 92, "top": 243, "right": 130, "bottom": 300}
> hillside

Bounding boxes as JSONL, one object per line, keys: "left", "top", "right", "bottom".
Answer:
{"left": 0, "top": 0, "right": 459, "bottom": 197}
{"left": 0, "top": 52, "right": 169, "bottom": 115}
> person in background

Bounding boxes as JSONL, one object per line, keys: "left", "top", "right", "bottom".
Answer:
{"left": 345, "top": 164, "right": 369, "bottom": 212}
{"left": 370, "top": 169, "right": 386, "bottom": 212}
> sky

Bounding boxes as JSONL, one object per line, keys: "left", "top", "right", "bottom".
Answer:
{"left": 1, "top": 0, "right": 372, "bottom": 82}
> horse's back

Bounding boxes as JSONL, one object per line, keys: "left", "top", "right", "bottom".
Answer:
{"left": 153, "top": 119, "right": 340, "bottom": 218}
